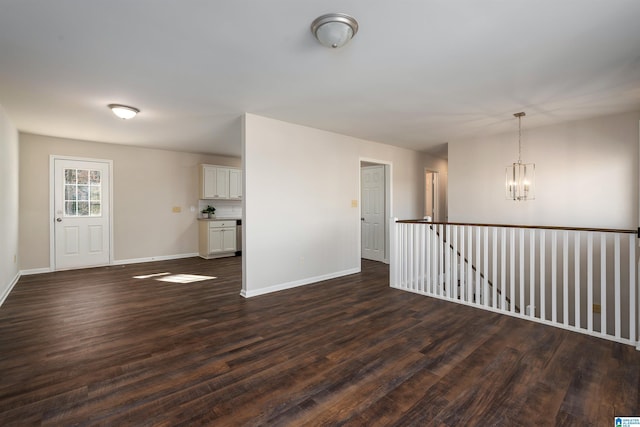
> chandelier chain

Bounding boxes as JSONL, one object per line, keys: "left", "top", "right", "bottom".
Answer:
{"left": 518, "top": 114, "right": 522, "bottom": 164}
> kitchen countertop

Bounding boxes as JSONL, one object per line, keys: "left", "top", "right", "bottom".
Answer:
{"left": 197, "top": 217, "right": 241, "bottom": 221}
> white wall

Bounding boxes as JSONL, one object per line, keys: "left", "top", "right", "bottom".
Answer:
{"left": 0, "top": 105, "right": 19, "bottom": 305}
{"left": 449, "top": 111, "right": 640, "bottom": 229}
{"left": 242, "top": 114, "right": 437, "bottom": 297}
{"left": 19, "top": 133, "right": 240, "bottom": 270}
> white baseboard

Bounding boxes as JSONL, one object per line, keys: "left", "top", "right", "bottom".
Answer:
{"left": 112, "top": 253, "right": 199, "bottom": 266}
{"left": 240, "top": 267, "right": 361, "bottom": 298}
{"left": 20, "top": 267, "right": 52, "bottom": 276}
{"left": 0, "top": 272, "right": 21, "bottom": 308}
{"left": 19, "top": 253, "right": 199, "bottom": 276}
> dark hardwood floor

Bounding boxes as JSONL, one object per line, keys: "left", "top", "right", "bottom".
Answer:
{"left": 0, "top": 257, "right": 638, "bottom": 426}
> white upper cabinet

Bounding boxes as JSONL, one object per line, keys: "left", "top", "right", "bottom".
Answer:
{"left": 201, "top": 165, "right": 217, "bottom": 199}
{"left": 229, "top": 168, "right": 242, "bottom": 200}
{"left": 214, "top": 167, "right": 230, "bottom": 199}
{"left": 200, "top": 164, "right": 242, "bottom": 200}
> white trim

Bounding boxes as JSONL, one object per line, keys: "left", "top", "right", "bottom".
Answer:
{"left": 112, "top": 253, "right": 199, "bottom": 266}
{"left": 49, "top": 155, "right": 114, "bottom": 271}
{"left": 424, "top": 168, "right": 440, "bottom": 222}
{"left": 0, "top": 272, "right": 21, "bottom": 307}
{"left": 18, "top": 253, "right": 198, "bottom": 276}
{"left": 240, "top": 267, "right": 360, "bottom": 298}
{"left": 20, "top": 267, "right": 53, "bottom": 276}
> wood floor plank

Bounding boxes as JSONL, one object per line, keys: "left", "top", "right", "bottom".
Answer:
{"left": 0, "top": 256, "right": 638, "bottom": 425}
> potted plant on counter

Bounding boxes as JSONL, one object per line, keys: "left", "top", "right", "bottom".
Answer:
{"left": 201, "top": 205, "right": 216, "bottom": 219}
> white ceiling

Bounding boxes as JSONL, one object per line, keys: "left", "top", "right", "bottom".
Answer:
{"left": 1, "top": 1, "right": 639, "bottom": 158}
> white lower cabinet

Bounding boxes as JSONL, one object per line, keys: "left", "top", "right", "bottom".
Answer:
{"left": 199, "top": 220, "right": 237, "bottom": 259}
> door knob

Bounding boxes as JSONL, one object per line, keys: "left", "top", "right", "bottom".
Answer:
{"left": 361, "top": 218, "right": 365, "bottom": 221}
{"left": 56, "top": 218, "right": 62, "bottom": 222}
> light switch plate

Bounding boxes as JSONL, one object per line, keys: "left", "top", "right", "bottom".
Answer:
{"left": 351, "top": 200, "right": 358, "bottom": 208}
{"left": 172, "top": 206, "right": 182, "bottom": 213}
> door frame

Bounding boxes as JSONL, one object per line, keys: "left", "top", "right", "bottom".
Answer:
{"left": 424, "top": 168, "right": 439, "bottom": 221}
{"left": 359, "top": 158, "right": 392, "bottom": 264}
{"left": 49, "top": 155, "right": 114, "bottom": 271}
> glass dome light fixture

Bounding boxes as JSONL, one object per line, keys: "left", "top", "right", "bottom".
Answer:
{"left": 505, "top": 112, "right": 535, "bottom": 201}
{"left": 108, "top": 104, "right": 140, "bottom": 120}
{"left": 311, "top": 13, "right": 359, "bottom": 48}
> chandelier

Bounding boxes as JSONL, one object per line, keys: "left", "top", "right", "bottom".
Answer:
{"left": 505, "top": 112, "right": 535, "bottom": 201}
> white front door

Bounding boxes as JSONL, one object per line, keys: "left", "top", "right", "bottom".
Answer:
{"left": 53, "top": 158, "right": 111, "bottom": 270}
{"left": 361, "top": 165, "right": 385, "bottom": 262}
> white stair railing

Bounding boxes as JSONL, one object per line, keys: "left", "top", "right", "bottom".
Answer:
{"left": 390, "top": 219, "right": 639, "bottom": 349}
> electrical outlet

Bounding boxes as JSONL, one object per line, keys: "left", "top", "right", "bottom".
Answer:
{"left": 172, "top": 206, "right": 182, "bottom": 213}
{"left": 593, "top": 304, "right": 601, "bottom": 314}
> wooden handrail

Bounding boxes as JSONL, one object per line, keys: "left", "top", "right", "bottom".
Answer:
{"left": 396, "top": 220, "right": 636, "bottom": 235}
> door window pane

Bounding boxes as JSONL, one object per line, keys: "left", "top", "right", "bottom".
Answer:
{"left": 65, "top": 169, "right": 76, "bottom": 184}
{"left": 77, "top": 170, "right": 89, "bottom": 184}
{"left": 65, "top": 201, "right": 77, "bottom": 216}
{"left": 77, "top": 201, "right": 89, "bottom": 216}
{"left": 65, "top": 185, "right": 76, "bottom": 201}
{"left": 90, "top": 187, "right": 100, "bottom": 201}
{"left": 64, "top": 168, "right": 102, "bottom": 217}
{"left": 77, "top": 185, "right": 89, "bottom": 201}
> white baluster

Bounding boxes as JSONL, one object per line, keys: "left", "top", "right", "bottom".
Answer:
{"left": 424, "top": 224, "right": 434, "bottom": 294}
{"left": 408, "top": 224, "right": 414, "bottom": 290}
{"left": 520, "top": 228, "right": 525, "bottom": 315}
{"left": 540, "top": 231, "right": 546, "bottom": 321}
{"left": 615, "top": 233, "right": 621, "bottom": 339}
{"left": 510, "top": 228, "right": 515, "bottom": 313}
{"left": 563, "top": 230, "right": 569, "bottom": 326}
{"left": 587, "top": 233, "right": 593, "bottom": 333}
{"left": 431, "top": 225, "right": 442, "bottom": 295}
{"left": 419, "top": 224, "right": 425, "bottom": 292}
{"left": 492, "top": 228, "right": 498, "bottom": 309}
{"left": 452, "top": 226, "right": 458, "bottom": 300}
{"left": 438, "top": 224, "right": 444, "bottom": 296}
{"left": 629, "top": 234, "right": 636, "bottom": 344}
{"left": 601, "top": 234, "right": 607, "bottom": 335}
{"left": 530, "top": 229, "right": 535, "bottom": 318}
{"left": 574, "top": 232, "right": 581, "bottom": 329}
{"left": 483, "top": 227, "right": 489, "bottom": 307}
{"left": 416, "top": 225, "right": 421, "bottom": 290}
{"left": 467, "top": 227, "right": 473, "bottom": 304}
{"left": 475, "top": 227, "right": 481, "bottom": 305}
{"left": 501, "top": 228, "right": 507, "bottom": 310}
{"left": 459, "top": 226, "right": 465, "bottom": 301}
{"left": 552, "top": 230, "right": 557, "bottom": 323}
{"left": 445, "top": 225, "right": 451, "bottom": 298}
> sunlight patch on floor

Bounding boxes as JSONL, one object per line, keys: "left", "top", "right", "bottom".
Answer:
{"left": 156, "top": 274, "right": 216, "bottom": 283}
{"left": 133, "top": 273, "right": 216, "bottom": 283}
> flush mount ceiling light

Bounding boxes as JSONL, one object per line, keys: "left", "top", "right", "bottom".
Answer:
{"left": 108, "top": 104, "right": 139, "bottom": 120}
{"left": 311, "top": 13, "right": 358, "bottom": 48}
{"left": 505, "top": 112, "right": 535, "bottom": 201}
